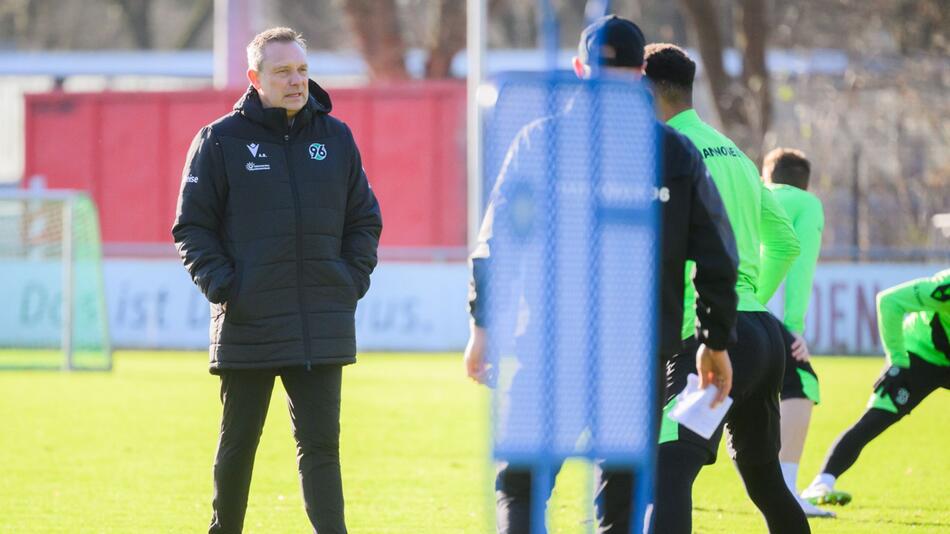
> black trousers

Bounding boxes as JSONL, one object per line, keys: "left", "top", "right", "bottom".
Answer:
{"left": 495, "top": 461, "right": 645, "bottom": 534}
{"left": 820, "top": 408, "right": 900, "bottom": 479}
{"left": 209, "top": 365, "right": 346, "bottom": 534}
{"left": 654, "top": 313, "right": 809, "bottom": 534}
{"left": 822, "top": 352, "right": 950, "bottom": 478}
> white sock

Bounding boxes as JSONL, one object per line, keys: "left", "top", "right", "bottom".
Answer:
{"left": 780, "top": 462, "right": 799, "bottom": 493}
{"left": 811, "top": 472, "right": 836, "bottom": 490}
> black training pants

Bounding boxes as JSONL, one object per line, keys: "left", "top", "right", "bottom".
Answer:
{"left": 654, "top": 313, "right": 809, "bottom": 534}
{"left": 822, "top": 352, "right": 950, "bottom": 478}
{"left": 820, "top": 408, "right": 899, "bottom": 479}
{"left": 209, "top": 366, "right": 346, "bottom": 534}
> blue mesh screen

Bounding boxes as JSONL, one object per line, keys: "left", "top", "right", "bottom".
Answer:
{"left": 483, "top": 72, "right": 660, "bottom": 466}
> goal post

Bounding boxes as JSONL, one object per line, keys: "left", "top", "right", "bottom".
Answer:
{"left": 0, "top": 189, "right": 111, "bottom": 371}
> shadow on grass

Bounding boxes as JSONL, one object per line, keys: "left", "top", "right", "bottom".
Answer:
{"left": 693, "top": 505, "right": 758, "bottom": 517}
{"left": 846, "top": 517, "right": 950, "bottom": 529}
{"left": 694, "top": 505, "right": 949, "bottom": 529}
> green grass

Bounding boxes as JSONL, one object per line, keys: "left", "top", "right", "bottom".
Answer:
{"left": 0, "top": 353, "right": 947, "bottom": 533}
{"left": 0, "top": 349, "right": 110, "bottom": 371}
{"left": 691, "top": 357, "right": 950, "bottom": 534}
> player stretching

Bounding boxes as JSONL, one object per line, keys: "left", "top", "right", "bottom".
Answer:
{"left": 645, "top": 43, "right": 809, "bottom": 533}
{"left": 801, "top": 269, "right": 950, "bottom": 507}
{"left": 758, "top": 149, "right": 833, "bottom": 518}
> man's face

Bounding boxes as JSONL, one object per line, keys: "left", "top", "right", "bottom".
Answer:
{"left": 248, "top": 40, "right": 309, "bottom": 118}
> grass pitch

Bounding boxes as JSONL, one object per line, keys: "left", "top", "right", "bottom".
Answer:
{"left": 0, "top": 352, "right": 947, "bottom": 533}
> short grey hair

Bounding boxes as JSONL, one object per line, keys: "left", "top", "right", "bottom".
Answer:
{"left": 246, "top": 27, "right": 307, "bottom": 71}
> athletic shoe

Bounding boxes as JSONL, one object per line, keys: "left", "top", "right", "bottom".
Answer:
{"left": 797, "top": 496, "right": 836, "bottom": 518}
{"left": 801, "top": 482, "right": 852, "bottom": 506}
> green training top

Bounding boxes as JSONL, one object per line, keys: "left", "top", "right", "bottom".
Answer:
{"left": 877, "top": 269, "right": 950, "bottom": 368}
{"left": 759, "top": 184, "right": 824, "bottom": 334}
{"left": 670, "top": 110, "right": 800, "bottom": 340}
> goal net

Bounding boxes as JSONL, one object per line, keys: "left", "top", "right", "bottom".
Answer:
{"left": 0, "top": 189, "right": 111, "bottom": 370}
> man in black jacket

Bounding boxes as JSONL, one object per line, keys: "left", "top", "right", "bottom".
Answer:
{"left": 464, "top": 16, "right": 738, "bottom": 534}
{"left": 172, "top": 27, "right": 381, "bottom": 534}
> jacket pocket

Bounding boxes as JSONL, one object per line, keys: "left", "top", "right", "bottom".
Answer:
{"left": 336, "top": 261, "right": 358, "bottom": 301}
{"left": 344, "top": 263, "right": 369, "bottom": 299}
{"left": 225, "top": 261, "right": 245, "bottom": 320}
{"left": 211, "top": 301, "right": 227, "bottom": 343}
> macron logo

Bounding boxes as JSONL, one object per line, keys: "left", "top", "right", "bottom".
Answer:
{"left": 247, "top": 143, "right": 267, "bottom": 158}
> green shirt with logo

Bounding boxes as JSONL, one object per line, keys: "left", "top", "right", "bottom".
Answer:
{"left": 759, "top": 184, "right": 824, "bottom": 334}
{"left": 878, "top": 269, "right": 950, "bottom": 369}
{"left": 670, "top": 110, "right": 800, "bottom": 340}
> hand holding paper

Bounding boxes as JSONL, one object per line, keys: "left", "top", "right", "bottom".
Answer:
{"left": 669, "top": 373, "right": 733, "bottom": 440}
{"left": 696, "top": 344, "right": 732, "bottom": 407}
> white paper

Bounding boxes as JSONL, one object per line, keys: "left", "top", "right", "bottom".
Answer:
{"left": 668, "top": 373, "right": 732, "bottom": 439}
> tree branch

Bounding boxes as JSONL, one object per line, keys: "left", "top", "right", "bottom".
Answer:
{"left": 340, "top": 0, "right": 409, "bottom": 81}
{"left": 174, "top": 0, "right": 213, "bottom": 50}
{"left": 424, "top": 0, "right": 465, "bottom": 78}
{"left": 677, "top": 0, "right": 747, "bottom": 129}
{"left": 738, "top": 0, "right": 771, "bottom": 157}
{"left": 111, "top": 0, "right": 152, "bottom": 49}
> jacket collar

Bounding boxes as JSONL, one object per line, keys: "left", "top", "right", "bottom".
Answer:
{"left": 666, "top": 108, "right": 702, "bottom": 130}
{"left": 233, "top": 79, "right": 333, "bottom": 133}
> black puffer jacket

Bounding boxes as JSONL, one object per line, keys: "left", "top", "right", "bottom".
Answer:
{"left": 172, "top": 80, "right": 382, "bottom": 371}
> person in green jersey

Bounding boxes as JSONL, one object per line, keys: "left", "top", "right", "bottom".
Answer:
{"left": 644, "top": 43, "right": 810, "bottom": 534}
{"left": 801, "top": 269, "right": 950, "bottom": 507}
{"left": 759, "top": 148, "right": 833, "bottom": 518}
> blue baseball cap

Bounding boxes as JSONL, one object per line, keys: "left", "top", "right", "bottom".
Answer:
{"left": 578, "top": 15, "right": 646, "bottom": 68}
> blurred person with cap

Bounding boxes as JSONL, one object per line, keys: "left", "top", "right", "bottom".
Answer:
{"left": 465, "top": 15, "right": 740, "bottom": 534}
{"left": 173, "top": 27, "right": 381, "bottom": 534}
{"left": 644, "top": 42, "right": 809, "bottom": 533}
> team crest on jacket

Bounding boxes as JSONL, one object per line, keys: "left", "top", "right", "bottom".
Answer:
{"left": 309, "top": 143, "right": 328, "bottom": 161}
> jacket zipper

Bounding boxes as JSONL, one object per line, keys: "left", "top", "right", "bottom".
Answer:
{"left": 283, "top": 130, "right": 313, "bottom": 370}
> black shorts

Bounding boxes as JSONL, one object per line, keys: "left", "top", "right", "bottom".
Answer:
{"left": 660, "top": 311, "right": 785, "bottom": 465}
{"left": 868, "top": 352, "right": 950, "bottom": 417}
{"left": 777, "top": 323, "right": 821, "bottom": 404}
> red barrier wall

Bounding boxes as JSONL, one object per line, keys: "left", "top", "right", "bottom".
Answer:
{"left": 24, "top": 82, "right": 467, "bottom": 252}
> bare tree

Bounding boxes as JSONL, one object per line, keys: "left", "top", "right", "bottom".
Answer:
{"left": 111, "top": 0, "right": 153, "bottom": 49}
{"left": 424, "top": 0, "right": 465, "bottom": 78}
{"left": 337, "top": 0, "right": 409, "bottom": 81}
{"left": 678, "top": 0, "right": 771, "bottom": 161}
{"left": 173, "top": 0, "right": 213, "bottom": 50}
{"left": 893, "top": 0, "right": 946, "bottom": 53}
{"left": 336, "top": 0, "right": 524, "bottom": 80}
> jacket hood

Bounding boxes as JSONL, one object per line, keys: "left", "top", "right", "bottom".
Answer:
{"left": 233, "top": 79, "right": 333, "bottom": 131}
